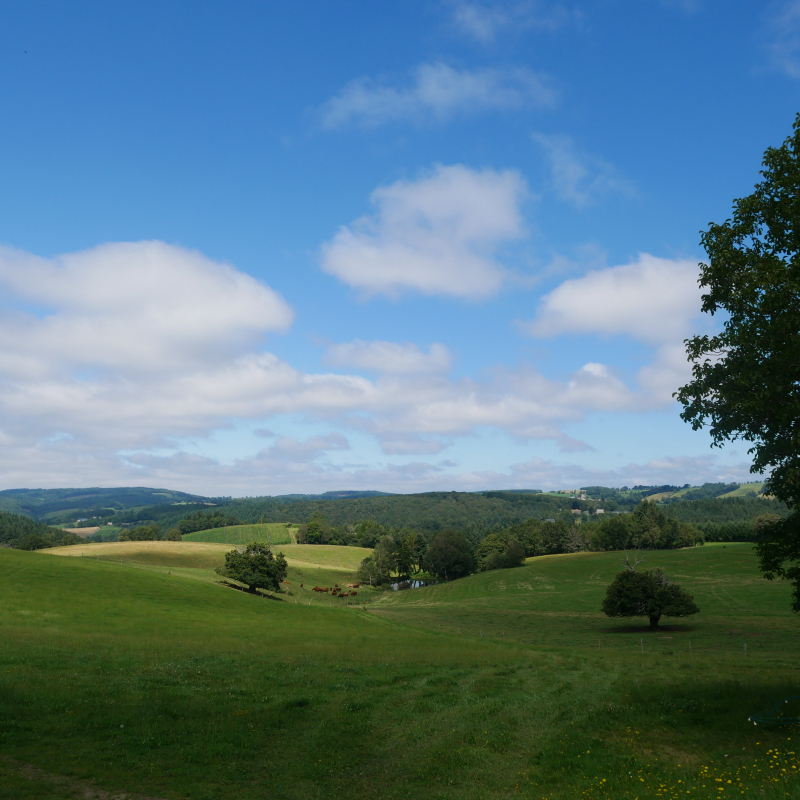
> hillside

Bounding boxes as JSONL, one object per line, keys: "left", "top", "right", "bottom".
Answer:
{"left": 0, "top": 485, "right": 790, "bottom": 540}
{"left": 0, "top": 486, "right": 213, "bottom": 525}
{"left": 3, "top": 543, "right": 797, "bottom": 799}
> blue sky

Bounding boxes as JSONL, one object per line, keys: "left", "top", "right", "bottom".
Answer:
{"left": 1, "top": 0, "right": 799, "bottom": 495}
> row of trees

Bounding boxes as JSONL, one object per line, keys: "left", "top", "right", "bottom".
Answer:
{"left": 357, "top": 529, "right": 475, "bottom": 584}
{"left": 119, "top": 524, "right": 181, "bottom": 542}
{"left": 177, "top": 509, "right": 243, "bottom": 535}
{"left": 0, "top": 510, "right": 86, "bottom": 550}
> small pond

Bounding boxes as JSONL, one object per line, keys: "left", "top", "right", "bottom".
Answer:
{"left": 390, "top": 580, "right": 437, "bottom": 591}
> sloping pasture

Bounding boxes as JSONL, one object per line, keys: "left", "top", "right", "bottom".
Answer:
{"left": 182, "top": 522, "right": 295, "bottom": 544}
{"left": 372, "top": 544, "right": 800, "bottom": 656}
{"left": 1, "top": 544, "right": 798, "bottom": 799}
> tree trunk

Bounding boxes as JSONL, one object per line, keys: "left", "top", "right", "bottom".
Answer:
{"left": 649, "top": 615, "right": 661, "bottom": 630}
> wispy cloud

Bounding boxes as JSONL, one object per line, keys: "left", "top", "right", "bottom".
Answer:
{"left": 447, "top": 2, "right": 575, "bottom": 44}
{"left": 320, "top": 62, "right": 556, "bottom": 129}
{"left": 767, "top": 1, "right": 800, "bottom": 78}
{"left": 320, "top": 164, "right": 528, "bottom": 299}
{"left": 324, "top": 340, "right": 452, "bottom": 375}
{"left": 532, "top": 132, "right": 635, "bottom": 207}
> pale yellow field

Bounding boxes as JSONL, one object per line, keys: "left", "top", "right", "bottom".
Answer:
{"left": 269, "top": 544, "right": 372, "bottom": 571}
{"left": 43, "top": 540, "right": 371, "bottom": 572}
{"left": 60, "top": 526, "right": 101, "bottom": 537}
{"left": 43, "top": 540, "right": 231, "bottom": 568}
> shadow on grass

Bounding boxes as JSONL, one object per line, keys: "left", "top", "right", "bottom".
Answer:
{"left": 216, "top": 580, "right": 285, "bottom": 601}
{"left": 602, "top": 623, "right": 697, "bottom": 634}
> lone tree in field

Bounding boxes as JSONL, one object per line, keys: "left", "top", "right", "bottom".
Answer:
{"left": 602, "top": 568, "right": 699, "bottom": 630}
{"left": 215, "top": 542, "right": 288, "bottom": 594}
{"left": 676, "top": 113, "right": 800, "bottom": 611}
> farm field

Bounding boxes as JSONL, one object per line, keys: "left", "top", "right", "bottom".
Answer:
{"left": 719, "top": 483, "right": 767, "bottom": 498}
{"left": 1, "top": 543, "right": 798, "bottom": 799}
{"left": 182, "top": 521, "right": 295, "bottom": 544}
{"left": 45, "top": 540, "right": 377, "bottom": 603}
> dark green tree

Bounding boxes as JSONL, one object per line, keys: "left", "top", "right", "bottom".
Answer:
{"left": 423, "top": 529, "right": 475, "bottom": 580}
{"left": 119, "top": 524, "right": 161, "bottom": 542}
{"left": 602, "top": 568, "right": 699, "bottom": 630}
{"left": 215, "top": 542, "right": 288, "bottom": 594}
{"left": 591, "top": 514, "right": 633, "bottom": 551}
{"left": 372, "top": 534, "right": 397, "bottom": 582}
{"left": 676, "top": 113, "right": 800, "bottom": 611}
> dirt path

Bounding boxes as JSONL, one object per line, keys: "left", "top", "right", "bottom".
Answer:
{"left": 0, "top": 755, "right": 170, "bottom": 800}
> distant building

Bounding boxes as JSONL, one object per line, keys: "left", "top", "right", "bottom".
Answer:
{"left": 595, "top": 509, "right": 605, "bottom": 514}
{"left": 545, "top": 518, "right": 556, "bottom": 523}
{"left": 571, "top": 509, "right": 581, "bottom": 515}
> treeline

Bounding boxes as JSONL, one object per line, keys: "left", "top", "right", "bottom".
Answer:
{"left": 303, "top": 501, "right": 711, "bottom": 587}
{"left": 176, "top": 509, "right": 243, "bottom": 535}
{"left": 0, "top": 511, "right": 84, "bottom": 550}
{"left": 663, "top": 496, "right": 789, "bottom": 525}
{"left": 119, "top": 524, "right": 181, "bottom": 542}
{"left": 226, "top": 491, "right": 582, "bottom": 531}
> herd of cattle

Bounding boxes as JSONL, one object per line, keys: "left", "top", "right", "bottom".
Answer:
{"left": 311, "top": 583, "right": 360, "bottom": 598}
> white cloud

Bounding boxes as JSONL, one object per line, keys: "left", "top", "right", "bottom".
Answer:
{"left": 0, "top": 241, "right": 720, "bottom": 494}
{"left": 448, "top": 2, "right": 574, "bottom": 43}
{"left": 320, "top": 62, "right": 555, "bottom": 129}
{"left": 320, "top": 164, "right": 528, "bottom": 299}
{"left": 0, "top": 241, "right": 293, "bottom": 379}
{"left": 767, "top": 1, "right": 800, "bottom": 78}
{"left": 531, "top": 132, "right": 634, "bottom": 207}
{"left": 523, "top": 253, "right": 701, "bottom": 344}
{"left": 324, "top": 340, "right": 452, "bottom": 374}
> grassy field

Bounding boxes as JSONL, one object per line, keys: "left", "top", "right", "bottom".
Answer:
{"left": 1, "top": 543, "right": 798, "bottom": 799}
{"left": 371, "top": 544, "right": 800, "bottom": 655}
{"left": 46, "top": 540, "right": 377, "bottom": 604}
{"left": 182, "top": 522, "right": 296, "bottom": 544}
{"left": 719, "top": 483, "right": 766, "bottom": 498}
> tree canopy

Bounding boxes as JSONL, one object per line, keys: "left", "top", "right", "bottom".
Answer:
{"left": 215, "top": 542, "right": 288, "bottom": 594}
{"left": 423, "top": 529, "right": 475, "bottom": 580}
{"left": 676, "top": 112, "right": 800, "bottom": 611}
{"left": 602, "top": 568, "right": 699, "bottom": 630}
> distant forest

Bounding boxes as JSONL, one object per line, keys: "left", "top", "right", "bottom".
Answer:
{"left": 0, "top": 484, "right": 788, "bottom": 551}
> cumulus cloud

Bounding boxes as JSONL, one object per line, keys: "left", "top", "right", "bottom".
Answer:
{"left": 447, "top": 2, "right": 574, "bottom": 43}
{"left": 324, "top": 340, "right": 452, "bottom": 374}
{"left": 523, "top": 253, "right": 702, "bottom": 344}
{"left": 0, "top": 241, "right": 293, "bottom": 379}
{"left": 320, "top": 164, "right": 528, "bottom": 299}
{"left": 0, "top": 241, "right": 717, "bottom": 494}
{"left": 767, "top": 1, "right": 800, "bottom": 78}
{"left": 320, "top": 62, "right": 555, "bottom": 129}
{"left": 531, "top": 132, "right": 634, "bottom": 208}
{"left": 520, "top": 253, "right": 708, "bottom": 405}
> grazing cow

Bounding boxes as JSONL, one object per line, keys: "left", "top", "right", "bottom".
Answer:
{"left": 351, "top": 591, "right": 357, "bottom": 596}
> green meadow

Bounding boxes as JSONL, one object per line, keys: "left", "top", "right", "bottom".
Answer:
{"left": 182, "top": 522, "right": 296, "bottom": 544}
{"left": 1, "top": 542, "right": 799, "bottom": 799}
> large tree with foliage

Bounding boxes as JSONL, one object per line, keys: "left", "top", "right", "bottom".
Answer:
{"left": 424, "top": 529, "right": 475, "bottom": 581}
{"left": 215, "top": 542, "right": 288, "bottom": 594}
{"left": 676, "top": 113, "right": 800, "bottom": 611}
{"left": 602, "top": 568, "right": 699, "bottom": 630}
